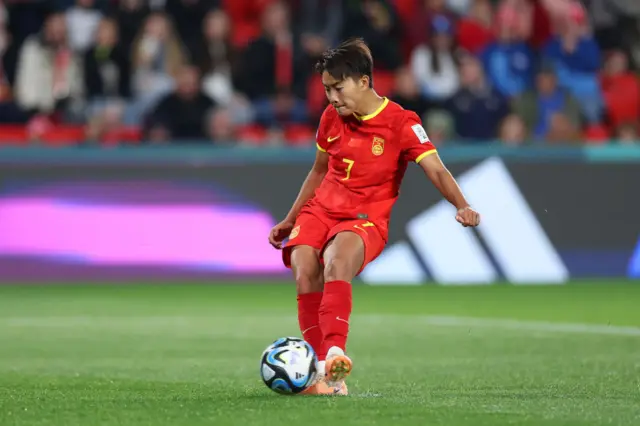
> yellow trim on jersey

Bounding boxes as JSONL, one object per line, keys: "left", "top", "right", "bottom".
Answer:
{"left": 415, "top": 149, "right": 437, "bottom": 164}
{"left": 316, "top": 142, "right": 327, "bottom": 152}
{"left": 355, "top": 97, "right": 389, "bottom": 121}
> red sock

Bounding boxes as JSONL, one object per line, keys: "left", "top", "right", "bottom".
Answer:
{"left": 319, "top": 280, "right": 352, "bottom": 355}
{"left": 297, "top": 292, "right": 325, "bottom": 361}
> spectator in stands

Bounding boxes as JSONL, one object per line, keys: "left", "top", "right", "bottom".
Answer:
{"left": 207, "top": 105, "right": 238, "bottom": 143}
{"left": 85, "top": 98, "right": 127, "bottom": 143}
{"left": 528, "top": 0, "right": 553, "bottom": 49}
{"left": 144, "top": 65, "right": 215, "bottom": 142}
{"left": 65, "top": 0, "right": 102, "bottom": 53}
{"left": 195, "top": 9, "right": 235, "bottom": 106}
{"left": 4, "top": 0, "right": 50, "bottom": 46}
{"left": 0, "top": 10, "right": 20, "bottom": 122}
{"left": 497, "top": 0, "right": 533, "bottom": 41}
{"left": 129, "top": 12, "right": 186, "bottom": 124}
{"left": 408, "top": 0, "right": 457, "bottom": 50}
{"left": 297, "top": 0, "right": 342, "bottom": 55}
{"left": 446, "top": 0, "right": 472, "bottom": 15}
{"left": 481, "top": 1, "right": 535, "bottom": 98}
{"left": 83, "top": 17, "right": 132, "bottom": 135}
{"left": 108, "top": 0, "right": 150, "bottom": 55}
{"left": 499, "top": 113, "right": 527, "bottom": 146}
{"left": 341, "top": 0, "right": 402, "bottom": 70}
{"left": 196, "top": 8, "right": 254, "bottom": 126}
{"left": 222, "top": 0, "right": 274, "bottom": 49}
{"left": 542, "top": 3, "right": 603, "bottom": 124}
{"left": 410, "top": 14, "right": 459, "bottom": 102}
{"left": 236, "top": 1, "right": 309, "bottom": 128}
{"left": 14, "top": 12, "right": 83, "bottom": 121}
{"left": 424, "top": 109, "right": 456, "bottom": 146}
{"left": 600, "top": 49, "right": 640, "bottom": 129}
{"left": 446, "top": 53, "right": 509, "bottom": 140}
{"left": 586, "top": 0, "right": 640, "bottom": 56}
{"left": 614, "top": 122, "right": 639, "bottom": 144}
{"left": 165, "top": 0, "right": 217, "bottom": 59}
{"left": 391, "top": 67, "right": 432, "bottom": 118}
{"left": 456, "top": 0, "right": 495, "bottom": 55}
{"left": 513, "top": 64, "right": 581, "bottom": 141}
{"left": 84, "top": 18, "right": 130, "bottom": 102}
{"left": 545, "top": 112, "right": 581, "bottom": 144}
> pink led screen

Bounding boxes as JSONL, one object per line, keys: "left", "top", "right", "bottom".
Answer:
{"left": 0, "top": 181, "right": 287, "bottom": 281}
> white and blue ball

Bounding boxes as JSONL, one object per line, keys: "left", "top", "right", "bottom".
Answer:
{"left": 260, "top": 337, "right": 318, "bottom": 394}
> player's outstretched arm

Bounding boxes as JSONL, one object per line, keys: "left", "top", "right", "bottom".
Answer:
{"left": 268, "top": 150, "right": 329, "bottom": 249}
{"left": 418, "top": 153, "right": 481, "bottom": 227}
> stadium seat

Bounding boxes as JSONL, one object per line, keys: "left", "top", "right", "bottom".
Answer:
{"left": 39, "top": 126, "right": 86, "bottom": 146}
{"left": 238, "top": 124, "right": 268, "bottom": 145}
{"left": 583, "top": 124, "right": 610, "bottom": 144}
{"left": 28, "top": 126, "right": 86, "bottom": 147}
{"left": 101, "top": 126, "right": 142, "bottom": 146}
{"left": 284, "top": 124, "right": 314, "bottom": 146}
{"left": 0, "top": 125, "right": 28, "bottom": 145}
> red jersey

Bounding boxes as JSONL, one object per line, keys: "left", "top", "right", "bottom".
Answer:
{"left": 308, "top": 98, "right": 437, "bottom": 241}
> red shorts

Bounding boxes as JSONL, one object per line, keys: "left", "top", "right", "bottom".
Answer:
{"left": 282, "top": 209, "right": 386, "bottom": 275}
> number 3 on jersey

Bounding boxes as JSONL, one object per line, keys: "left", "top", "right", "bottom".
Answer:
{"left": 341, "top": 158, "right": 355, "bottom": 181}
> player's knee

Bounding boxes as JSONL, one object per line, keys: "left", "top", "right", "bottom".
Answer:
{"left": 291, "top": 246, "right": 323, "bottom": 294}
{"left": 295, "top": 269, "right": 323, "bottom": 294}
{"left": 323, "top": 256, "right": 355, "bottom": 282}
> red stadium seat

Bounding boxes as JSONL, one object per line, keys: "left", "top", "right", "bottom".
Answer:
{"left": 40, "top": 126, "right": 86, "bottom": 147}
{"left": 284, "top": 124, "right": 314, "bottom": 146}
{"left": 0, "top": 125, "right": 28, "bottom": 145}
{"left": 583, "top": 124, "right": 610, "bottom": 144}
{"left": 238, "top": 124, "right": 268, "bottom": 145}
{"left": 101, "top": 126, "right": 142, "bottom": 146}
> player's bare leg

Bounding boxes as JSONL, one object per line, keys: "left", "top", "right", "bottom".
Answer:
{"left": 318, "top": 231, "right": 364, "bottom": 394}
{"left": 291, "top": 245, "right": 324, "bottom": 294}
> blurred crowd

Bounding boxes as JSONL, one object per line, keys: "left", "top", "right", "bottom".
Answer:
{"left": 0, "top": 0, "right": 639, "bottom": 146}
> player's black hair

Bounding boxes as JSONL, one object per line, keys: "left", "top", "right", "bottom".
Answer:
{"left": 314, "top": 38, "right": 374, "bottom": 88}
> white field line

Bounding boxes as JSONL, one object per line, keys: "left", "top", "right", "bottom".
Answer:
{"left": 407, "top": 316, "right": 640, "bottom": 337}
{"left": 2, "top": 315, "right": 640, "bottom": 337}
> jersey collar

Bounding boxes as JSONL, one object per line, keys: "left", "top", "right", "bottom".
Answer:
{"left": 354, "top": 97, "right": 389, "bottom": 121}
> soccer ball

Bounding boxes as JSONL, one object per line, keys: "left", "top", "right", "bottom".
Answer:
{"left": 260, "top": 337, "right": 318, "bottom": 394}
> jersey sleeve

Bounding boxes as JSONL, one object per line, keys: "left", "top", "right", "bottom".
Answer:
{"left": 315, "top": 105, "right": 336, "bottom": 153}
{"left": 399, "top": 112, "right": 437, "bottom": 163}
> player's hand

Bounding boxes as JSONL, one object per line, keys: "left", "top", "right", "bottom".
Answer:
{"left": 456, "top": 206, "right": 480, "bottom": 227}
{"left": 268, "top": 220, "right": 295, "bottom": 249}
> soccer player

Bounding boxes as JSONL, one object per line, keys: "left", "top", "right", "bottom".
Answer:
{"left": 268, "top": 38, "right": 480, "bottom": 395}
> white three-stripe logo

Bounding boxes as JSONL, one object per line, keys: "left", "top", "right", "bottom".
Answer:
{"left": 360, "top": 158, "right": 569, "bottom": 285}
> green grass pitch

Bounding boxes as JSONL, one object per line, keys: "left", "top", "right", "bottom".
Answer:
{"left": 1, "top": 280, "right": 639, "bottom": 426}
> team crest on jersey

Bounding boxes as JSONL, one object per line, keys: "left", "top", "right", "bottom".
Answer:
{"left": 289, "top": 225, "right": 300, "bottom": 240}
{"left": 371, "top": 137, "right": 384, "bottom": 156}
